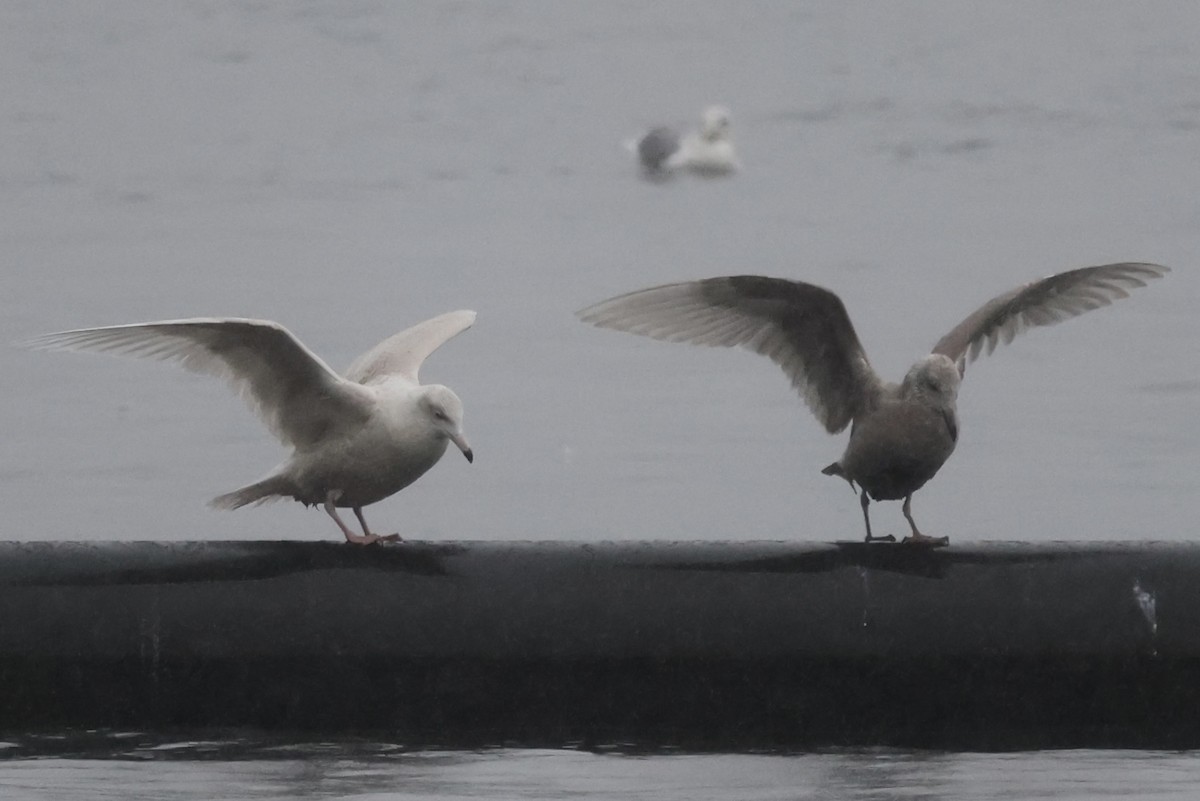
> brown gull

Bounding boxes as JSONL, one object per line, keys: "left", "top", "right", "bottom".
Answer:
{"left": 28, "top": 311, "right": 476, "bottom": 545}
{"left": 577, "top": 263, "right": 1169, "bottom": 545}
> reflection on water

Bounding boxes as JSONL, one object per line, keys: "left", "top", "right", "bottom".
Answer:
{"left": 1, "top": 737, "right": 1199, "bottom": 801}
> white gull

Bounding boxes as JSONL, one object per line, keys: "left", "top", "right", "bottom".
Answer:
{"left": 29, "top": 311, "right": 476, "bottom": 545}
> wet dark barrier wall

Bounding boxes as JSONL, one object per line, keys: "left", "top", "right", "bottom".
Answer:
{"left": 0, "top": 539, "right": 1195, "bottom": 750}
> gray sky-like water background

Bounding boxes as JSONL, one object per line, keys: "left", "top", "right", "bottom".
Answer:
{"left": 2, "top": 1, "right": 1200, "bottom": 798}
{"left": 2, "top": 1, "right": 1196, "bottom": 545}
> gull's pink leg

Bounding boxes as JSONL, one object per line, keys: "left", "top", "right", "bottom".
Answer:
{"left": 900, "top": 494, "right": 949, "bottom": 547}
{"left": 324, "top": 491, "right": 390, "bottom": 545}
{"left": 354, "top": 506, "right": 401, "bottom": 543}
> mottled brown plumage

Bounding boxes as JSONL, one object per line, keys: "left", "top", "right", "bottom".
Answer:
{"left": 579, "top": 263, "right": 1168, "bottom": 545}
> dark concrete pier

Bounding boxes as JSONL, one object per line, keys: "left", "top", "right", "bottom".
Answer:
{"left": 0, "top": 539, "right": 1196, "bottom": 750}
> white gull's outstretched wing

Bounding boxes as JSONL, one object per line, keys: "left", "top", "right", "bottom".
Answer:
{"left": 343, "top": 310, "right": 476, "bottom": 386}
{"left": 28, "top": 318, "right": 374, "bottom": 448}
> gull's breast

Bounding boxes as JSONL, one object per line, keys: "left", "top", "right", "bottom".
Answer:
{"left": 837, "top": 401, "right": 958, "bottom": 501}
{"left": 289, "top": 400, "right": 449, "bottom": 508}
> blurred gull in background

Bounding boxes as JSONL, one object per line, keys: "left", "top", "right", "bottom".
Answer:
{"left": 629, "top": 105, "right": 740, "bottom": 178}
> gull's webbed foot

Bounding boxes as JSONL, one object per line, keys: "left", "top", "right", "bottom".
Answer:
{"left": 352, "top": 532, "right": 401, "bottom": 546}
{"left": 901, "top": 532, "right": 949, "bottom": 548}
{"left": 899, "top": 495, "right": 947, "bottom": 547}
{"left": 352, "top": 507, "right": 402, "bottom": 544}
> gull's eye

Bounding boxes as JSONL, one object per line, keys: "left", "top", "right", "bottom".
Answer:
{"left": 432, "top": 409, "right": 448, "bottom": 421}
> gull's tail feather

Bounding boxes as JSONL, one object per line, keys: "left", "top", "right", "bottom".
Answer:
{"left": 822, "top": 461, "right": 859, "bottom": 494}
{"left": 210, "top": 476, "right": 292, "bottom": 510}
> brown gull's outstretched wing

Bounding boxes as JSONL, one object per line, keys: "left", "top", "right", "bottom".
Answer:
{"left": 578, "top": 276, "right": 885, "bottom": 434}
{"left": 932, "top": 262, "right": 1169, "bottom": 374}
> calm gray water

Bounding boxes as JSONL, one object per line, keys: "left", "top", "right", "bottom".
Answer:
{"left": 2, "top": 0, "right": 1196, "bottom": 546}
{"left": 4, "top": 743, "right": 1200, "bottom": 801}
{"left": 2, "top": 741, "right": 1200, "bottom": 801}
{"left": 2, "top": 0, "right": 1199, "bottom": 796}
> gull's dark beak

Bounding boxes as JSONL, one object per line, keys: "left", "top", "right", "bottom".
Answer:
{"left": 451, "top": 432, "right": 473, "bottom": 463}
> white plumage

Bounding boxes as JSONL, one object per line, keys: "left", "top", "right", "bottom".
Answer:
{"left": 29, "top": 311, "right": 476, "bottom": 545}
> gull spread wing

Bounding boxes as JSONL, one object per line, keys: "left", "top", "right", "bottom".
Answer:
{"left": 578, "top": 276, "right": 884, "bottom": 433}
{"left": 343, "top": 310, "right": 476, "bottom": 386}
{"left": 931, "top": 262, "right": 1170, "bottom": 373}
{"left": 27, "top": 318, "right": 374, "bottom": 449}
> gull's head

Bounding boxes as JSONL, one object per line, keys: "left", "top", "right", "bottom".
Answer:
{"left": 419, "top": 385, "right": 473, "bottom": 463}
{"left": 700, "top": 105, "right": 732, "bottom": 141}
{"left": 903, "top": 354, "right": 961, "bottom": 403}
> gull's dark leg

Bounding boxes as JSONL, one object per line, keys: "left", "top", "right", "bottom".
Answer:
{"left": 900, "top": 494, "right": 949, "bottom": 547}
{"left": 861, "top": 488, "right": 895, "bottom": 543}
{"left": 354, "top": 506, "right": 401, "bottom": 543}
